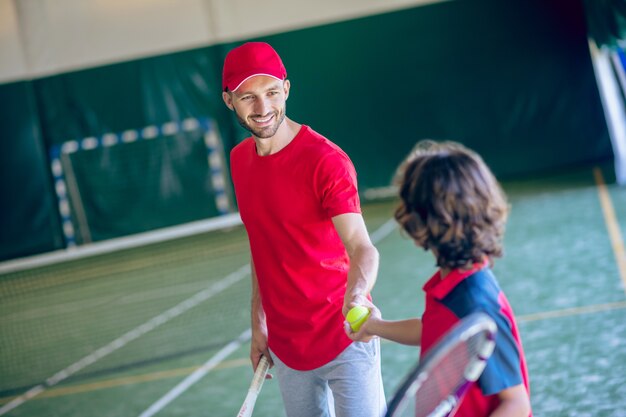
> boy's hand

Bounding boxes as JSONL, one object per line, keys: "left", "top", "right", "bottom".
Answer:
{"left": 344, "top": 301, "right": 381, "bottom": 343}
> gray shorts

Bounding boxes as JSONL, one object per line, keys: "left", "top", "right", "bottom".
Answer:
{"left": 271, "top": 339, "right": 386, "bottom": 417}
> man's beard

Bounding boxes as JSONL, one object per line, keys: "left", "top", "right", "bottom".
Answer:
{"left": 235, "top": 107, "right": 286, "bottom": 139}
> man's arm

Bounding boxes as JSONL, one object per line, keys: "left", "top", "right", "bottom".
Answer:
{"left": 332, "top": 212, "right": 379, "bottom": 316}
{"left": 250, "top": 259, "right": 273, "bottom": 371}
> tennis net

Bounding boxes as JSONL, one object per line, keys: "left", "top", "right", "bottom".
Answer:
{"left": 0, "top": 213, "right": 250, "bottom": 399}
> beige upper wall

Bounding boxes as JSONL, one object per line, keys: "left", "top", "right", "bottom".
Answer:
{"left": 0, "top": 0, "right": 446, "bottom": 83}
{"left": 0, "top": 0, "right": 27, "bottom": 80}
{"left": 0, "top": 0, "right": 213, "bottom": 83}
{"left": 208, "top": 0, "right": 448, "bottom": 42}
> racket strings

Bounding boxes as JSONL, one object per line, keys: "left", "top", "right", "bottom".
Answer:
{"left": 385, "top": 314, "right": 497, "bottom": 417}
{"left": 414, "top": 334, "right": 484, "bottom": 417}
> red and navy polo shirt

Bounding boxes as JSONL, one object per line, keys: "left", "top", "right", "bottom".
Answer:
{"left": 421, "top": 262, "right": 532, "bottom": 417}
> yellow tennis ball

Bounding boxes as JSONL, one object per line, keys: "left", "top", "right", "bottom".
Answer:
{"left": 346, "top": 305, "right": 370, "bottom": 332}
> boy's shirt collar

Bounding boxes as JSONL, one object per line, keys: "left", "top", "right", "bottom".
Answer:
{"left": 423, "top": 258, "right": 489, "bottom": 300}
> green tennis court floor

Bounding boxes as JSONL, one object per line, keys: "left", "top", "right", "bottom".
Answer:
{"left": 1, "top": 165, "right": 625, "bottom": 417}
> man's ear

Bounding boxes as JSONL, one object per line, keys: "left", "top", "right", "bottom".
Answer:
{"left": 283, "top": 79, "right": 291, "bottom": 100}
{"left": 222, "top": 91, "right": 234, "bottom": 110}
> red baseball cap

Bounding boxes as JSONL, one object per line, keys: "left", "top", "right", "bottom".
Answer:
{"left": 222, "top": 42, "right": 287, "bottom": 92}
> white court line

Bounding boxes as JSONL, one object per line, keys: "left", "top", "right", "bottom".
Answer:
{"left": 370, "top": 218, "right": 398, "bottom": 245}
{"left": 0, "top": 265, "right": 251, "bottom": 416}
{"left": 138, "top": 329, "right": 252, "bottom": 417}
{"left": 137, "top": 218, "right": 398, "bottom": 416}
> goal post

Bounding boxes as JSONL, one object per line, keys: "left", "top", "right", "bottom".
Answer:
{"left": 49, "top": 117, "right": 234, "bottom": 248}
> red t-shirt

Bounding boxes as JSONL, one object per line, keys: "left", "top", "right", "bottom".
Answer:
{"left": 230, "top": 125, "right": 360, "bottom": 370}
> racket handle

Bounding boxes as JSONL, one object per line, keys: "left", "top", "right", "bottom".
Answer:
{"left": 236, "top": 356, "right": 270, "bottom": 417}
{"left": 236, "top": 392, "right": 258, "bottom": 417}
{"left": 251, "top": 356, "right": 270, "bottom": 388}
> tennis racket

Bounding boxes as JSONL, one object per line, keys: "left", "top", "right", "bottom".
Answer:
{"left": 236, "top": 355, "right": 271, "bottom": 417}
{"left": 385, "top": 312, "right": 497, "bottom": 417}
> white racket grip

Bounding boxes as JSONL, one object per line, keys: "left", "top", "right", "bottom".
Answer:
{"left": 250, "top": 356, "right": 270, "bottom": 392}
{"left": 237, "top": 391, "right": 258, "bottom": 417}
{"left": 236, "top": 356, "right": 270, "bottom": 417}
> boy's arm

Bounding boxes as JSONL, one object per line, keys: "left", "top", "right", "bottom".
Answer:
{"left": 359, "top": 316, "right": 423, "bottom": 346}
{"left": 343, "top": 300, "right": 423, "bottom": 346}
{"left": 490, "top": 384, "right": 531, "bottom": 417}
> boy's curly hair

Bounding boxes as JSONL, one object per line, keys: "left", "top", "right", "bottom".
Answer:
{"left": 394, "top": 140, "right": 509, "bottom": 269}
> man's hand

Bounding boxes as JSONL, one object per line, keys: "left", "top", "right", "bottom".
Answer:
{"left": 343, "top": 300, "right": 381, "bottom": 343}
{"left": 250, "top": 325, "right": 273, "bottom": 378}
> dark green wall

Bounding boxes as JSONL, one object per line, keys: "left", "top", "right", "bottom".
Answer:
{"left": 0, "top": 0, "right": 612, "bottom": 261}
{"left": 261, "top": 0, "right": 610, "bottom": 188}
{"left": 0, "top": 81, "right": 63, "bottom": 260}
